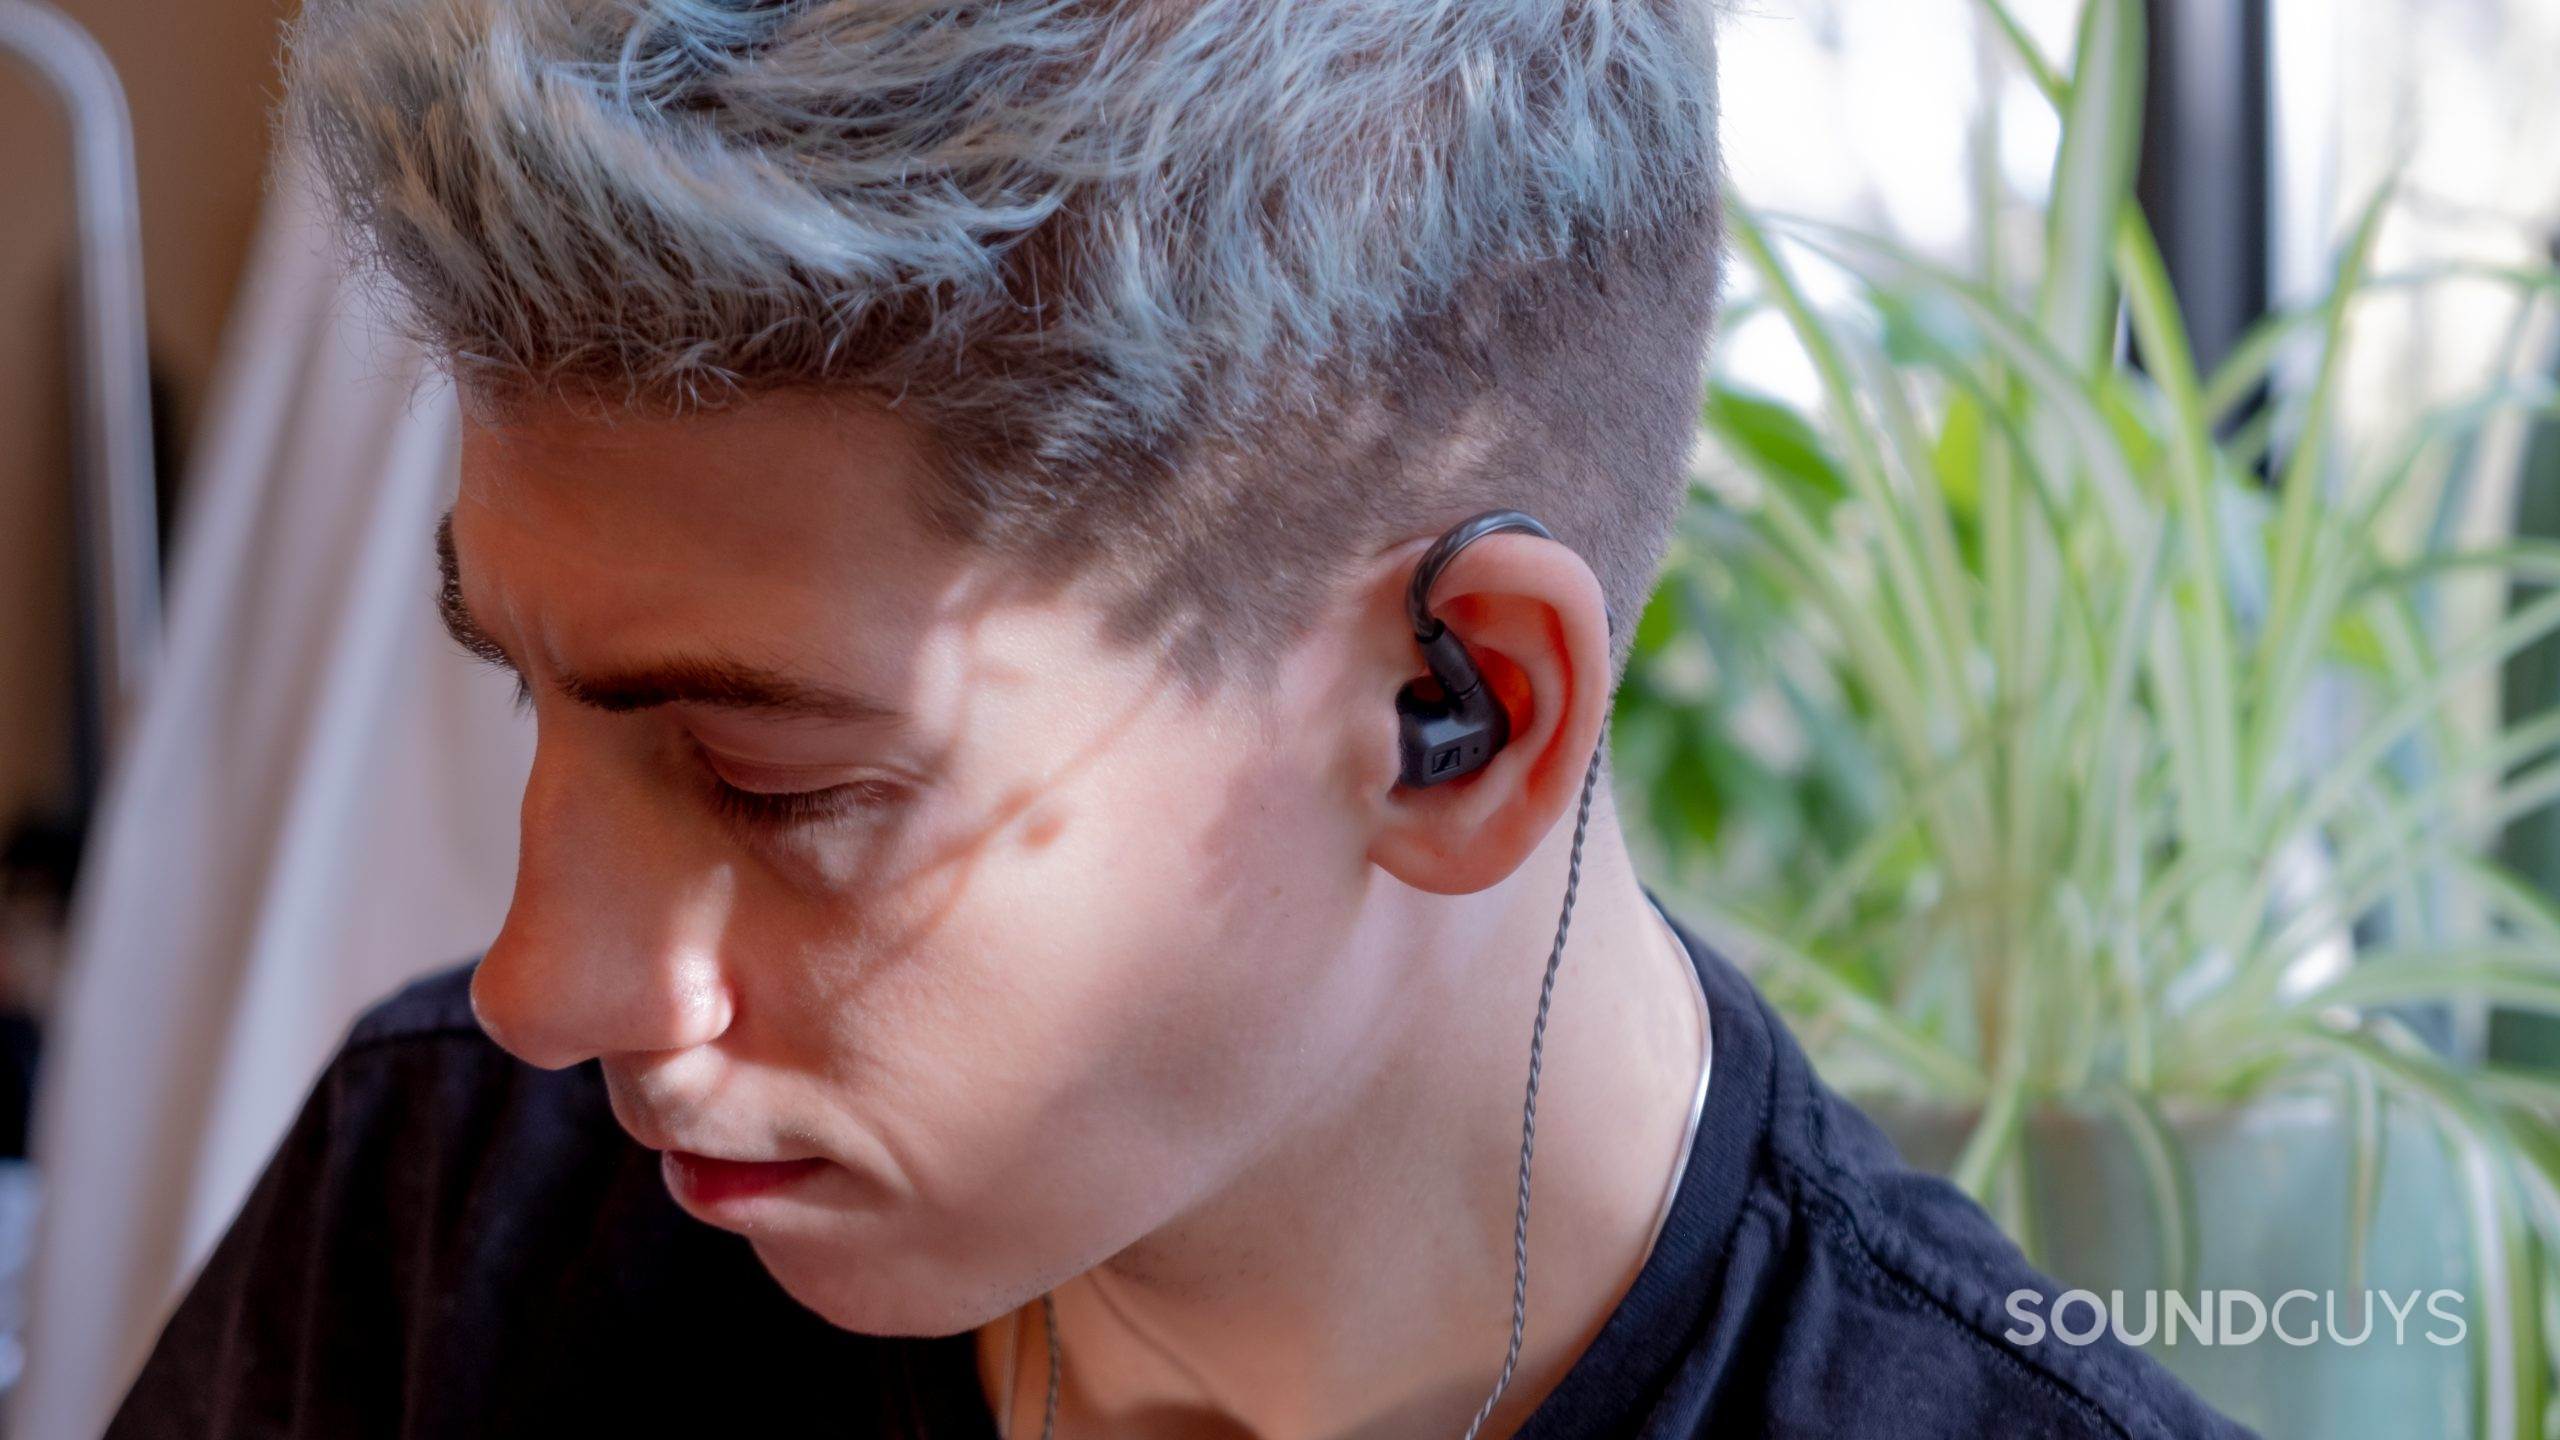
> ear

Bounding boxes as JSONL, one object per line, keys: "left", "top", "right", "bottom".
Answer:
{"left": 1361, "top": 529, "right": 1613, "bottom": 895}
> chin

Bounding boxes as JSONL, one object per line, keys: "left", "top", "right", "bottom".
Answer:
{"left": 748, "top": 1231, "right": 1034, "bottom": 1338}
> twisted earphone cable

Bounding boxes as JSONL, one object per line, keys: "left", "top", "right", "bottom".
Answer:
{"left": 1040, "top": 1292, "right": 1061, "bottom": 1440}
{"left": 1459, "top": 719, "right": 1606, "bottom": 1440}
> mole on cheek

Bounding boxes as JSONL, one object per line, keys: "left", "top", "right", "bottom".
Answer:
{"left": 1018, "top": 804, "right": 1066, "bottom": 851}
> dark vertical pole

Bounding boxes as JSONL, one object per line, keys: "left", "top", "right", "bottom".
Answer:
{"left": 2493, "top": 320, "right": 2560, "bottom": 1068}
{"left": 2136, "top": 0, "right": 2271, "bottom": 401}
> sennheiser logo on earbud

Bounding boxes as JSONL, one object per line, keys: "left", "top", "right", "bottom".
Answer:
{"left": 1432, "top": 748, "right": 1461, "bottom": 774}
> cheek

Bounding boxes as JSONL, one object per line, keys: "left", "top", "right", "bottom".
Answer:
{"left": 780, "top": 714, "right": 1376, "bottom": 1236}
{"left": 944, "top": 735, "right": 1375, "bottom": 1160}
{"left": 1046, "top": 757, "right": 1368, "bottom": 1108}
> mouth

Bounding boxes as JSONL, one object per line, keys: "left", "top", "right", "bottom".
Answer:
{"left": 660, "top": 1150, "right": 832, "bottom": 1211}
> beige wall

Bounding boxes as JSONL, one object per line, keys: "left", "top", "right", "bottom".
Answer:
{"left": 0, "top": 0, "right": 288, "bottom": 825}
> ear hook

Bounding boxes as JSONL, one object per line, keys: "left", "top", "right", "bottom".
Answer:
{"left": 1405, "top": 509, "right": 1556, "bottom": 641}
{"left": 1405, "top": 508, "right": 1621, "bottom": 650}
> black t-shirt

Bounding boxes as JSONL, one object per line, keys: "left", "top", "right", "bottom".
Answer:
{"left": 106, "top": 904, "right": 2251, "bottom": 1438}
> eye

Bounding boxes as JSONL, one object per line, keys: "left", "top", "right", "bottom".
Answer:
{"left": 705, "top": 774, "right": 907, "bottom": 830}
{"left": 687, "top": 733, "right": 914, "bottom": 833}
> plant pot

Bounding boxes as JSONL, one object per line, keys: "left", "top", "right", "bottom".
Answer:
{"left": 1858, "top": 1092, "right": 2474, "bottom": 1440}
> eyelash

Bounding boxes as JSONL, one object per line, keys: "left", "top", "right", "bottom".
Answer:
{"left": 707, "top": 775, "right": 904, "bottom": 830}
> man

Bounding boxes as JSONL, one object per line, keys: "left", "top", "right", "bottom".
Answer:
{"left": 110, "top": 1, "right": 2247, "bottom": 1436}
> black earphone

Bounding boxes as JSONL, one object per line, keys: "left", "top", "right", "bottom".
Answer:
{"left": 1396, "top": 509, "right": 1616, "bottom": 788}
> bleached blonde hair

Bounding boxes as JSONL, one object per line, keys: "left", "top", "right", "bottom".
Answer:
{"left": 289, "top": 0, "right": 1724, "bottom": 687}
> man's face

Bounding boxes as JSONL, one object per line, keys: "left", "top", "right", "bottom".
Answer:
{"left": 450, "top": 392, "right": 1401, "bottom": 1334}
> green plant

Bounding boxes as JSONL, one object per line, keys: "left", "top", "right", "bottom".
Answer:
{"left": 1613, "top": 1, "right": 2560, "bottom": 1433}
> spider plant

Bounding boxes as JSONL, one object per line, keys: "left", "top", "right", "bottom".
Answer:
{"left": 1613, "top": 1, "right": 2560, "bottom": 1433}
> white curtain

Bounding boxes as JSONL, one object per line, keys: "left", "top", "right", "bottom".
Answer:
{"left": 14, "top": 163, "right": 530, "bottom": 1440}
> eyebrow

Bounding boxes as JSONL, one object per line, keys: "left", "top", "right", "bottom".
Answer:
{"left": 434, "top": 510, "right": 905, "bottom": 725}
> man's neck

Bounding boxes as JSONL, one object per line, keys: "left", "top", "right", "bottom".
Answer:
{"left": 977, "top": 795, "right": 1707, "bottom": 1440}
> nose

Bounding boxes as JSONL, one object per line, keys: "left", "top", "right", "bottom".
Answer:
{"left": 471, "top": 740, "right": 737, "bottom": 1070}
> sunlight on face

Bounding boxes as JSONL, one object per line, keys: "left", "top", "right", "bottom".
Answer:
{"left": 449, "top": 391, "right": 1399, "bottom": 1334}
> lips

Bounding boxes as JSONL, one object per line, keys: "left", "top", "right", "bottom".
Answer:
{"left": 661, "top": 1150, "right": 830, "bottom": 1209}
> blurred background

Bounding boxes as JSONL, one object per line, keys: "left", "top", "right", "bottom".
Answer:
{"left": 4, "top": 0, "right": 2560, "bottom": 1436}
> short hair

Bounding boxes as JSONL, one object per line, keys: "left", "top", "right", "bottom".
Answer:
{"left": 288, "top": 0, "right": 1724, "bottom": 693}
